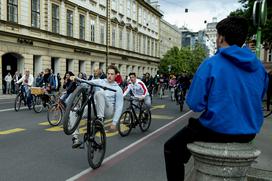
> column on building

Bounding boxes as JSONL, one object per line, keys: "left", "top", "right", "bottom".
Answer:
{"left": 59, "top": 57, "right": 66, "bottom": 79}
{"left": 85, "top": 60, "right": 91, "bottom": 77}
{"left": 33, "top": 55, "right": 42, "bottom": 77}
{"left": 73, "top": 59, "right": 79, "bottom": 75}
{"left": 41, "top": 55, "right": 51, "bottom": 71}
{"left": 22, "top": 54, "right": 34, "bottom": 73}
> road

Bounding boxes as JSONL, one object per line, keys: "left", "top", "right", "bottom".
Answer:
{"left": 1, "top": 95, "right": 271, "bottom": 181}
{"left": 0, "top": 95, "right": 193, "bottom": 181}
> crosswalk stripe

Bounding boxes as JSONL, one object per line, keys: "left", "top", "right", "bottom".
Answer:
{"left": 0, "top": 128, "right": 26, "bottom": 135}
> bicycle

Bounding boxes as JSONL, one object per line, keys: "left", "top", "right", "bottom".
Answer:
{"left": 175, "top": 83, "right": 184, "bottom": 112}
{"left": 117, "top": 96, "right": 151, "bottom": 137}
{"left": 62, "top": 77, "right": 116, "bottom": 169}
{"left": 14, "top": 85, "right": 32, "bottom": 111}
{"left": 47, "top": 94, "right": 65, "bottom": 126}
{"left": 32, "top": 90, "right": 56, "bottom": 113}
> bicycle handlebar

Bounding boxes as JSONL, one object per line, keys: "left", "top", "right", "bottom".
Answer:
{"left": 74, "top": 77, "right": 116, "bottom": 92}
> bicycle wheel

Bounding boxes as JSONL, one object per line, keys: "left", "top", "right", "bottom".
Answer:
{"left": 33, "top": 96, "right": 43, "bottom": 113}
{"left": 139, "top": 110, "right": 151, "bottom": 132}
{"left": 14, "top": 93, "right": 22, "bottom": 111}
{"left": 47, "top": 104, "right": 62, "bottom": 126}
{"left": 62, "top": 86, "right": 87, "bottom": 135}
{"left": 87, "top": 120, "right": 106, "bottom": 169}
{"left": 117, "top": 111, "right": 133, "bottom": 137}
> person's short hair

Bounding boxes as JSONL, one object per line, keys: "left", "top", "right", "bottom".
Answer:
{"left": 45, "top": 68, "right": 51, "bottom": 74}
{"left": 216, "top": 16, "right": 248, "bottom": 47}
{"left": 107, "top": 65, "right": 119, "bottom": 74}
{"left": 129, "top": 72, "right": 136, "bottom": 77}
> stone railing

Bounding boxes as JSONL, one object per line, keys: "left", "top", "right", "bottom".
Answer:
{"left": 187, "top": 142, "right": 261, "bottom": 181}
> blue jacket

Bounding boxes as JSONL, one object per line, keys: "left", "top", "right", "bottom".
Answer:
{"left": 186, "top": 45, "right": 268, "bottom": 134}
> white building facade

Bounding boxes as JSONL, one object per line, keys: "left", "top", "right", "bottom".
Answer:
{"left": 159, "top": 19, "right": 181, "bottom": 58}
{"left": 0, "top": 0, "right": 162, "bottom": 93}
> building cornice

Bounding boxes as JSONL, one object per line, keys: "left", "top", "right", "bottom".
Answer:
{"left": 136, "top": 0, "right": 163, "bottom": 17}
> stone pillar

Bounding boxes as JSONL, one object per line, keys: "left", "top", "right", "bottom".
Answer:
{"left": 41, "top": 55, "right": 51, "bottom": 70}
{"left": 187, "top": 142, "right": 261, "bottom": 181}
{"left": 73, "top": 59, "right": 79, "bottom": 75}
{"left": 59, "top": 57, "right": 66, "bottom": 79}
{"left": 22, "top": 54, "right": 33, "bottom": 73}
{"left": 85, "top": 60, "right": 91, "bottom": 77}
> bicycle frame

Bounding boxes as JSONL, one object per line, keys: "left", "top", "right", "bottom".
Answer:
{"left": 126, "top": 98, "right": 144, "bottom": 126}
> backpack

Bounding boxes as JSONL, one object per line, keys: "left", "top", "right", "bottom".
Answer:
{"left": 50, "top": 74, "right": 58, "bottom": 91}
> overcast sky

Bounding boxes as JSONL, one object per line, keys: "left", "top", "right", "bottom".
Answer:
{"left": 159, "top": 0, "right": 243, "bottom": 31}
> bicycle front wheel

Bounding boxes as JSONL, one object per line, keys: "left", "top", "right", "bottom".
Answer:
{"left": 62, "top": 86, "right": 86, "bottom": 135}
{"left": 117, "top": 111, "right": 133, "bottom": 137}
{"left": 33, "top": 96, "right": 43, "bottom": 113}
{"left": 47, "top": 104, "right": 62, "bottom": 126}
{"left": 14, "top": 93, "right": 23, "bottom": 111}
{"left": 87, "top": 120, "right": 106, "bottom": 169}
{"left": 139, "top": 110, "right": 151, "bottom": 132}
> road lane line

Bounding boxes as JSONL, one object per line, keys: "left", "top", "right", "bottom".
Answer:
{"left": 0, "top": 128, "right": 26, "bottom": 135}
{"left": 0, "top": 107, "right": 28, "bottom": 112}
{"left": 66, "top": 110, "right": 193, "bottom": 181}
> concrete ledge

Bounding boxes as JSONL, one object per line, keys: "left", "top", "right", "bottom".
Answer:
{"left": 187, "top": 142, "right": 261, "bottom": 181}
{"left": 247, "top": 167, "right": 272, "bottom": 181}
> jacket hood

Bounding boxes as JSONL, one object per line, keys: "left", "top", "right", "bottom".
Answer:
{"left": 218, "top": 45, "right": 259, "bottom": 72}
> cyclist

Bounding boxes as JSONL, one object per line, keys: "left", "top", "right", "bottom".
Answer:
{"left": 60, "top": 71, "right": 77, "bottom": 106}
{"left": 16, "top": 69, "right": 34, "bottom": 107}
{"left": 71, "top": 65, "right": 124, "bottom": 148}
{"left": 123, "top": 72, "right": 151, "bottom": 112}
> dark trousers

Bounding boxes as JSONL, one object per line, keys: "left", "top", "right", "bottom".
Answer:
{"left": 164, "top": 118, "right": 255, "bottom": 181}
{"left": 267, "top": 89, "right": 272, "bottom": 111}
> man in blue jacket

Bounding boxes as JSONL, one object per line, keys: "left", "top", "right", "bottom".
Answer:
{"left": 164, "top": 16, "right": 268, "bottom": 181}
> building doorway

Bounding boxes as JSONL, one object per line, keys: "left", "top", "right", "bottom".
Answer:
{"left": 1, "top": 53, "right": 23, "bottom": 94}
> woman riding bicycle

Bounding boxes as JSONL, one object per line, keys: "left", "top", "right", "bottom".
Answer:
{"left": 16, "top": 69, "right": 34, "bottom": 107}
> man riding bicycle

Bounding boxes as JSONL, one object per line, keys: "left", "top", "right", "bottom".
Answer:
{"left": 70, "top": 65, "right": 124, "bottom": 148}
{"left": 123, "top": 72, "right": 151, "bottom": 112}
{"left": 16, "top": 69, "right": 34, "bottom": 107}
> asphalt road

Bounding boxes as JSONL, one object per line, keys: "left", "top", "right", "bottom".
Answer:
{"left": 0, "top": 95, "right": 193, "bottom": 181}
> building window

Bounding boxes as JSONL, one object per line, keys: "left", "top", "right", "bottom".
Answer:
{"left": 132, "top": 33, "right": 136, "bottom": 51}
{"left": 127, "top": 31, "right": 130, "bottom": 50}
{"left": 31, "top": 0, "right": 40, "bottom": 28}
{"left": 112, "top": 26, "right": 116, "bottom": 47}
{"left": 7, "top": 0, "right": 18, "bottom": 23}
{"left": 120, "top": 0, "right": 124, "bottom": 14}
{"left": 143, "top": 36, "right": 146, "bottom": 54}
{"left": 100, "top": 23, "right": 105, "bottom": 44}
{"left": 138, "top": 7, "right": 142, "bottom": 24}
{"left": 112, "top": 0, "right": 117, "bottom": 11}
{"left": 147, "top": 38, "right": 150, "bottom": 55}
{"left": 52, "top": 4, "right": 59, "bottom": 33}
{"left": 127, "top": 0, "right": 131, "bottom": 17}
{"left": 90, "top": 19, "right": 95, "bottom": 42}
{"left": 66, "top": 10, "right": 73, "bottom": 37}
{"left": 119, "top": 29, "right": 123, "bottom": 48}
{"left": 155, "top": 41, "right": 158, "bottom": 57}
{"left": 138, "top": 34, "right": 141, "bottom": 53}
{"left": 132, "top": 1, "right": 136, "bottom": 20}
{"left": 79, "top": 14, "right": 85, "bottom": 39}
{"left": 151, "top": 40, "right": 154, "bottom": 56}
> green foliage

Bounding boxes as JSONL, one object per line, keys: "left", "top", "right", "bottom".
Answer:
{"left": 159, "top": 45, "right": 207, "bottom": 75}
{"left": 230, "top": 0, "right": 272, "bottom": 48}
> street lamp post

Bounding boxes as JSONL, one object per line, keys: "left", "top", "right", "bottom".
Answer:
{"left": 253, "top": 0, "right": 267, "bottom": 59}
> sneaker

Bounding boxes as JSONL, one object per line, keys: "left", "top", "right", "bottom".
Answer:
{"left": 106, "top": 124, "right": 117, "bottom": 133}
{"left": 72, "top": 137, "right": 81, "bottom": 149}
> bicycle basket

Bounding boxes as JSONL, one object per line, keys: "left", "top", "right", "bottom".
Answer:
{"left": 30, "top": 87, "right": 45, "bottom": 95}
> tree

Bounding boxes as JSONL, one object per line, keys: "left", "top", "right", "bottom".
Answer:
{"left": 159, "top": 45, "right": 207, "bottom": 75}
{"left": 230, "top": 0, "right": 272, "bottom": 60}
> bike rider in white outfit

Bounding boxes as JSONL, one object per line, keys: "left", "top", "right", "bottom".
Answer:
{"left": 123, "top": 72, "right": 152, "bottom": 111}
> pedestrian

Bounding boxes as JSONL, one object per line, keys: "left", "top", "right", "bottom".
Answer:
{"left": 13, "top": 71, "right": 20, "bottom": 94}
{"left": 164, "top": 16, "right": 268, "bottom": 181}
{"left": 4, "top": 72, "right": 12, "bottom": 94}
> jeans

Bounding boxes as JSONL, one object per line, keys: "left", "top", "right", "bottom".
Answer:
{"left": 71, "top": 90, "right": 114, "bottom": 137}
{"left": 164, "top": 118, "right": 255, "bottom": 181}
{"left": 21, "top": 85, "right": 32, "bottom": 106}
